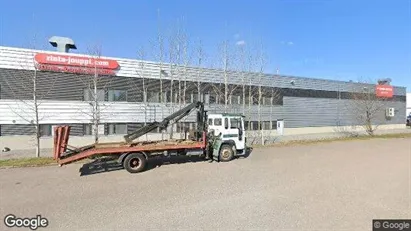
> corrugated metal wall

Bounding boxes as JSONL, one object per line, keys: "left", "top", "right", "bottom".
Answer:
{"left": 283, "top": 97, "right": 405, "bottom": 128}
{"left": 0, "top": 100, "right": 284, "bottom": 124}
{"left": 0, "top": 46, "right": 407, "bottom": 136}
{"left": 0, "top": 46, "right": 407, "bottom": 95}
{"left": 0, "top": 124, "right": 84, "bottom": 136}
{"left": 0, "top": 124, "right": 34, "bottom": 136}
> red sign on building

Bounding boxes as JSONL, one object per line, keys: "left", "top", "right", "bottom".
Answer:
{"left": 375, "top": 84, "right": 393, "bottom": 98}
{"left": 34, "top": 53, "right": 119, "bottom": 75}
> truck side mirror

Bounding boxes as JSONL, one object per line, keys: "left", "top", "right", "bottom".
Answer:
{"left": 238, "top": 128, "right": 243, "bottom": 140}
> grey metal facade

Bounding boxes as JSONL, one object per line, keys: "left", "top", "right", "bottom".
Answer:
{"left": 0, "top": 64, "right": 407, "bottom": 136}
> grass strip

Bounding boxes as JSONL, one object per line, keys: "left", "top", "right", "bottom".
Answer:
{"left": 1, "top": 133, "right": 410, "bottom": 168}
{"left": 0, "top": 157, "right": 57, "bottom": 168}
{"left": 251, "top": 132, "right": 411, "bottom": 148}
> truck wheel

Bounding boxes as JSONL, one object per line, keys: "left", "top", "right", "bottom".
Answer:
{"left": 219, "top": 144, "right": 234, "bottom": 162}
{"left": 123, "top": 153, "right": 147, "bottom": 173}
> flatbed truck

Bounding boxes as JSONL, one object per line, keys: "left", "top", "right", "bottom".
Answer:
{"left": 53, "top": 101, "right": 247, "bottom": 173}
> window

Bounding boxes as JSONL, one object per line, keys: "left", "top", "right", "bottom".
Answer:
{"left": 230, "top": 118, "right": 241, "bottom": 129}
{"left": 108, "top": 124, "right": 127, "bottom": 135}
{"left": 83, "top": 124, "right": 92, "bottom": 135}
{"left": 214, "top": 118, "right": 222, "bottom": 126}
{"left": 108, "top": 89, "right": 127, "bottom": 101}
{"left": 147, "top": 92, "right": 159, "bottom": 103}
{"left": 209, "top": 94, "right": 217, "bottom": 104}
{"left": 217, "top": 95, "right": 223, "bottom": 104}
{"left": 263, "top": 97, "right": 271, "bottom": 105}
{"left": 176, "top": 122, "right": 191, "bottom": 133}
{"left": 185, "top": 93, "right": 193, "bottom": 103}
{"left": 250, "top": 121, "right": 258, "bottom": 130}
{"left": 204, "top": 94, "right": 210, "bottom": 104}
{"left": 148, "top": 126, "right": 160, "bottom": 133}
{"left": 263, "top": 121, "right": 271, "bottom": 130}
{"left": 208, "top": 118, "right": 213, "bottom": 125}
{"left": 193, "top": 93, "right": 203, "bottom": 102}
{"left": 83, "top": 124, "right": 105, "bottom": 135}
{"left": 252, "top": 97, "right": 259, "bottom": 105}
{"left": 224, "top": 118, "right": 228, "bottom": 129}
{"left": 231, "top": 95, "right": 241, "bottom": 104}
{"left": 163, "top": 91, "right": 171, "bottom": 103}
{"left": 244, "top": 96, "right": 249, "bottom": 105}
{"left": 39, "top": 125, "right": 52, "bottom": 137}
{"left": 272, "top": 121, "right": 277, "bottom": 130}
{"left": 83, "top": 89, "right": 105, "bottom": 101}
{"left": 245, "top": 121, "right": 249, "bottom": 130}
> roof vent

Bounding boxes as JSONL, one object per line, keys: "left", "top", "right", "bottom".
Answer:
{"left": 48, "top": 36, "right": 77, "bottom": 53}
{"left": 378, "top": 78, "right": 392, "bottom": 85}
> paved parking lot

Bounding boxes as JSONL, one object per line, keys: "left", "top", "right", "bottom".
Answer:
{"left": 1, "top": 138, "right": 410, "bottom": 230}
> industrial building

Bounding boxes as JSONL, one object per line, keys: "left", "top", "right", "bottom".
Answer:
{"left": 0, "top": 37, "right": 407, "bottom": 140}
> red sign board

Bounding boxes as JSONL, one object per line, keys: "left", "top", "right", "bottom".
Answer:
{"left": 37, "top": 64, "right": 116, "bottom": 75}
{"left": 375, "top": 85, "right": 393, "bottom": 98}
{"left": 34, "top": 53, "right": 119, "bottom": 75}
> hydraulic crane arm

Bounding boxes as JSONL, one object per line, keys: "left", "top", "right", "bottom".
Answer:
{"left": 123, "top": 101, "right": 204, "bottom": 143}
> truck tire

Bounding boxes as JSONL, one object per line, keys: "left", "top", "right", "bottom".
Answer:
{"left": 219, "top": 144, "right": 234, "bottom": 162}
{"left": 123, "top": 153, "right": 147, "bottom": 173}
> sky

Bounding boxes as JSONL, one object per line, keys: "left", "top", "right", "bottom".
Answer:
{"left": 0, "top": 0, "right": 410, "bottom": 90}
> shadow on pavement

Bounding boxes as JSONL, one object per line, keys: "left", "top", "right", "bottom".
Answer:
{"left": 79, "top": 157, "right": 123, "bottom": 176}
{"left": 79, "top": 147, "right": 254, "bottom": 176}
{"left": 242, "top": 147, "right": 253, "bottom": 159}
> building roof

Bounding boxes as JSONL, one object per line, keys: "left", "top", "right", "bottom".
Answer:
{"left": 0, "top": 45, "right": 406, "bottom": 95}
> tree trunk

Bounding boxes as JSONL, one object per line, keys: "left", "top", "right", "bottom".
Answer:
{"left": 35, "top": 134, "right": 40, "bottom": 158}
{"left": 93, "top": 74, "right": 99, "bottom": 143}
{"left": 169, "top": 78, "right": 174, "bottom": 140}
{"left": 259, "top": 85, "right": 264, "bottom": 145}
{"left": 33, "top": 70, "right": 40, "bottom": 157}
{"left": 34, "top": 119, "right": 40, "bottom": 158}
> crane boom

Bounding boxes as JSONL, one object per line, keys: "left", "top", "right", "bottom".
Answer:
{"left": 123, "top": 101, "right": 205, "bottom": 143}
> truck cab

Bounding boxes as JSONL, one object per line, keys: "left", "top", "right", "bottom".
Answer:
{"left": 207, "top": 113, "right": 247, "bottom": 160}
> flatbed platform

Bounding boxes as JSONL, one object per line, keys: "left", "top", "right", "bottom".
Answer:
{"left": 53, "top": 126, "right": 207, "bottom": 166}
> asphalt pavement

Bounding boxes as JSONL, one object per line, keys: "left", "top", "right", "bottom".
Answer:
{"left": 0, "top": 138, "right": 410, "bottom": 230}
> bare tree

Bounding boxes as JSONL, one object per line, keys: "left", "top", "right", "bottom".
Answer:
{"left": 76, "top": 44, "right": 115, "bottom": 143}
{"left": 2, "top": 34, "right": 56, "bottom": 157}
{"left": 347, "top": 81, "right": 389, "bottom": 136}
{"left": 175, "top": 19, "right": 193, "bottom": 107}
{"left": 166, "top": 21, "right": 179, "bottom": 139}
{"left": 247, "top": 50, "right": 255, "bottom": 131}
{"left": 90, "top": 46, "right": 102, "bottom": 143}
{"left": 237, "top": 42, "right": 247, "bottom": 115}
{"left": 256, "top": 41, "right": 267, "bottom": 145}
{"left": 242, "top": 40, "right": 281, "bottom": 145}
{"left": 147, "top": 9, "right": 167, "bottom": 140}
{"left": 159, "top": 17, "right": 193, "bottom": 138}
{"left": 222, "top": 39, "right": 230, "bottom": 112}
{"left": 128, "top": 46, "right": 149, "bottom": 140}
{"left": 196, "top": 39, "right": 205, "bottom": 103}
{"left": 209, "top": 39, "right": 240, "bottom": 113}
{"left": 156, "top": 9, "right": 165, "bottom": 105}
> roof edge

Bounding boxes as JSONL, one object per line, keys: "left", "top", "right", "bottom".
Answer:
{"left": 0, "top": 45, "right": 407, "bottom": 90}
